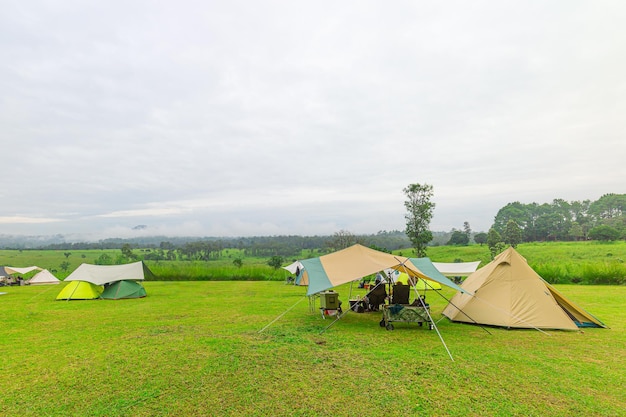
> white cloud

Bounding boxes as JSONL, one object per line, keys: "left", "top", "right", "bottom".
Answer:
{"left": 0, "top": 216, "right": 64, "bottom": 224}
{"left": 1, "top": 1, "right": 625, "bottom": 239}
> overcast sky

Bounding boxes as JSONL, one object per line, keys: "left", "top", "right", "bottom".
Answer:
{"left": 1, "top": 1, "right": 625, "bottom": 240}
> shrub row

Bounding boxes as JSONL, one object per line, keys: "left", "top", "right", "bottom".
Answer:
{"left": 533, "top": 261, "right": 626, "bottom": 285}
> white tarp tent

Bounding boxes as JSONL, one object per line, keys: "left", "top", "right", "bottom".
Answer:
{"left": 432, "top": 261, "right": 481, "bottom": 277}
{"left": 28, "top": 269, "right": 60, "bottom": 285}
{"left": 0, "top": 266, "right": 41, "bottom": 276}
{"left": 65, "top": 261, "right": 154, "bottom": 285}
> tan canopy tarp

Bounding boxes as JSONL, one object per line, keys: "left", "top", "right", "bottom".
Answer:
{"left": 442, "top": 247, "right": 606, "bottom": 330}
{"left": 300, "top": 244, "right": 467, "bottom": 296}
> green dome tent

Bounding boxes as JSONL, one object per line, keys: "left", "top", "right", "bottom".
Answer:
{"left": 101, "top": 280, "right": 147, "bottom": 300}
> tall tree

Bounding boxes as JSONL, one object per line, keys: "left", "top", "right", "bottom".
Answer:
{"left": 121, "top": 243, "right": 137, "bottom": 260}
{"left": 474, "top": 232, "right": 488, "bottom": 245}
{"left": 403, "top": 183, "right": 435, "bottom": 257}
{"left": 493, "top": 202, "right": 529, "bottom": 235}
{"left": 447, "top": 230, "right": 469, "bottom": 246}
{"left": 568, "top": 222, "right": 584, "bottom": 241}
{"left": 327, "top": 230, "right": 359, "bottom": 251}
{"left": 588, "top": 225, "right": 621, "bottom": 241}
{"left": 487, "top": 228, "right": 504, "bottom": 259}
{"left": 589, "top": 193, "right": 626, "bottom": 219}
{"left": 503, "top": 220, "right": 523, "bottom": 248}
{"left": 463, "top": 221, "right": 472, "bottom": 240}
{"left": 267, "top": 255, "right": 284, "bottom": 270}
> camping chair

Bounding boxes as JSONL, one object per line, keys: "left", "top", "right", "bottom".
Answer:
{"left": 391, "top": 283, "right": 410, "bottom": 305}
{"left": 365, "top": 284, "right": 387, "bottom": 311}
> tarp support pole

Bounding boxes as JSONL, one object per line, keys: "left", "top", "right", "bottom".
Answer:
{"left": 394, "top": 257, "right": 455, "bottom": 361}
{"left": 421, "top": 278, "right": 493, "bottom": 336}
{"left": 66, "top": 282, "right": 79, "bottom": 302}
{"left": 416, "top": 295, "right": 455, "bottom": 362}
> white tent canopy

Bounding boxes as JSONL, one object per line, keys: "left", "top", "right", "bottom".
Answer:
{"left": 65, "top": 261, "right": 154, "bottom": 285}
{"left": 0, "top": 265, "right": 42, "bottom": 276}
{"left": 28, "top": 269, "right": 60, "bottom": 285}
{"left": 282, "top": 261, "right": 303, "bottom": 275}
{"left": 432, "top": 261, "right": 481, "bottom": 277}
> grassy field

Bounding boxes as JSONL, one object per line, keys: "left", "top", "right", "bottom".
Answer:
{"left": 1, "top": 281, "right": 624, "bottom": 416}
{"left": 0, "top": 249, "right": 287, "bottom": 281}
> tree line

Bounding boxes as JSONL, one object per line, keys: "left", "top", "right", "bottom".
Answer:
{"left": 2, "top": 193, "right": 623, "bottom": 259}
{"left": 490, "top": 193, "right": 626, "bottom": 242}
{"left": 7, "top": 231, "right": 411, "bottom": 261}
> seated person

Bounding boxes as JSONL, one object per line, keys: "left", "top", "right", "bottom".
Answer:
{"left": 364, "top": 279, "right": 387, "bottom": 311}
{"left": 391, "top": 282, "right": 410, "bottom": 305}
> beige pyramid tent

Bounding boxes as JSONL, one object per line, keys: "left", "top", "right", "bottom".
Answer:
{"left": 442, "top": 247, "right": 606, "bottom": 330}
{"left": 28, "top": 269, "right": 60, "bottom": 285}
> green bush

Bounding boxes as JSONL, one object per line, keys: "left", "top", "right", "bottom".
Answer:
{"left": 533, "top": 263, "right": 568, "bottom": 284}
{"left": 581, "top": 262, "right": 626, "bottom": 285}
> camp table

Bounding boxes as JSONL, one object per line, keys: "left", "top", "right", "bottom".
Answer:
{"left": 380, "top": 304, "right": 433, "bottom": 330}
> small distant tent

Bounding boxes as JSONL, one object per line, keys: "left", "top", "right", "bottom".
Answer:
{"left": 283, "top": 261, "right": 306, "bottom": 285}
{"left": 28, "top": 269, "right": 60, "bottom": 285}
{"left": 442, "top": 247, "right": 606, "bottom": 330}
{"left": 101, "top": 280, "right": 147, "bottom": 299}
{"left": 283, "top": 261, "right": 303, "bottom": 275}
{"left": 432, "top": 261, "right": 481, "bottom": 277}
{"left": 56, "top": 281, "right": 103, "bottom": 300}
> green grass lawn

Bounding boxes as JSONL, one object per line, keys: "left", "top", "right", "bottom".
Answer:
{"left": 1, "top": 281, "right": 624, "bottom": 416}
